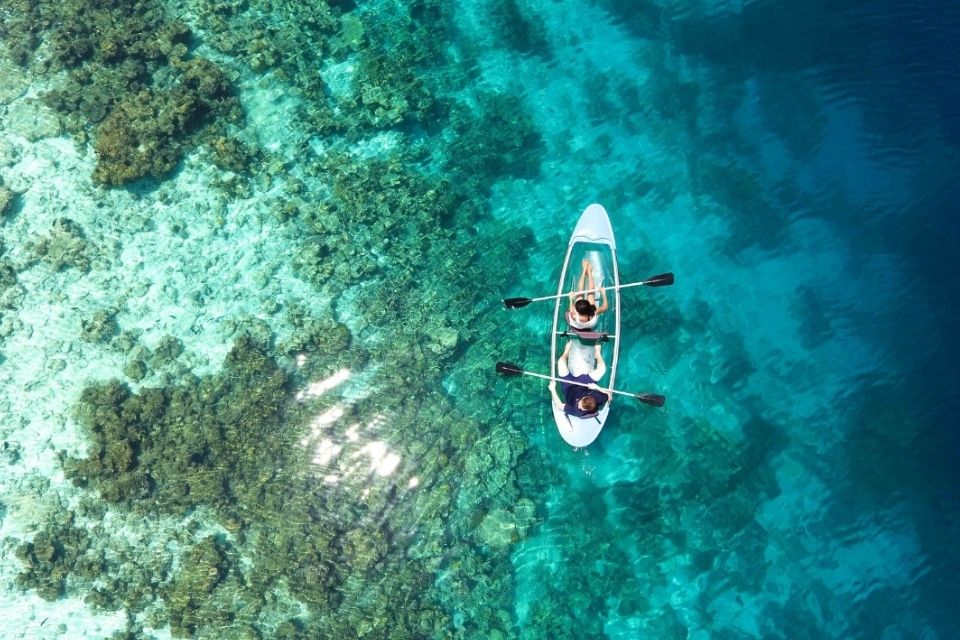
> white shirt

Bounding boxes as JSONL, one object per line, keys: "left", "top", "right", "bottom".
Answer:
{"left": 566, "top": 310, "right": 598, "bottom": 330}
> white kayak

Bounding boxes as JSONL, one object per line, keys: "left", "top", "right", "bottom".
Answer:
{"left": 550, "top": 204, "right": 621, "bottom": 447}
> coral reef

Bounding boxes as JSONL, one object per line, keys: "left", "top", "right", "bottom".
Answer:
{"left": 15, "top": 515, "right": 96, "bottom": 601}
{"left": 17, "top": 329, "right": 481, "bottom": 636}
{"left": 9, "top": 1, "right": 555, "bottom": 637}
{"left": 123, "top": 358, "right": 148, "bottom": 382}
{"left": 208, "top": 135, "right": 258, "bottom": 174}
{"left": 163, "top": 537, "right": 232, "bottom": 637}
{"left": 148, "top": 335, "right": 184, "bottom": 370}
{"left": 28, "top": 218, "right": 96, "bottom": 272}
{"left": 43, "top": 61, "right": 153, "bottom": 138}
{"left": 348, "top": 41, "right": 436, "bottom": 130}
{"left": 2, "top": 0, "right": 241, "bottom": 186}
{"left": 64, "top": 336, "right": 293, "bottom": 514}
{"left": 92, "top": 59, "right": 241, "bottom": 185}
{"left": 0, "top": 260, "right": 17, "bottom": 293}
{"left": 79, "top": 308, "right": 119, "bottom": 344}
{"left": 2, "top": 440, "right": 23, "bottom": 464}
{"left": 0, "top": 185, "right": 14, "bottom": 218}
{"left": 445, "top": 92, "right": 545, "bottom": 193}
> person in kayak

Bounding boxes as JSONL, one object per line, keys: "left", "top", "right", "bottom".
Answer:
{"left": 549, "top": 341, "right": 612, "bottom": 421}
{"left": 566, "top": 259, "right": 608, "bottom": 331}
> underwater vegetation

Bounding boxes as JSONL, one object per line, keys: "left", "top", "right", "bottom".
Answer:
{"left": 63, "top": 336, "right": 294, "bottom": 514}
{"left": 91, "top": 59, "right": 241, "bottom": 185}
{"left": 26, "top": 218, "right": 96, "bottom": 273}
{"left": 0, "top": 184, "right": 14, "bottom": 218}
{"left": 1, "top": 0, "right": 240, "bottom": 185}
{"left": 4, "top": 1, "right": 557, "bottom": 637}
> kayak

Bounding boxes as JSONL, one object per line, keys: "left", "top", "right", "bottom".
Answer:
{"left": 550, "top": 204, "right": 621, "bottom": 447}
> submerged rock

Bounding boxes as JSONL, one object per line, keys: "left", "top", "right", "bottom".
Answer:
{"left": 475, "top": 508, "right": 520, "bottom": 549}
{"left": 0, "top": 187, "right": 13, "bottom": 217}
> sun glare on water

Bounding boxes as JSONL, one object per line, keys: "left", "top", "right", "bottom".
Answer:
{"left": 296, "top": 367, "right": 409, "bottom": 487}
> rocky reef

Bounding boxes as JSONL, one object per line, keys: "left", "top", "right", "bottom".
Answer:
{"left": 91, "top": 59, "right": 241, "bottom": 185}
{"left": 6, "top": 1, "right": 557, "bottom": 638}
{"left": 2, "top": 0, "right": 240, "bottom": 186}
{"left": 28, "top": 218, "right": 97, "bottom": 273}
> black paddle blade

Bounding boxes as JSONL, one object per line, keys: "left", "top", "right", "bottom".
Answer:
{"left": 645, "top": 272, "right": 675, "bottom": 287}
{"left": 503, "top": 297, "right": 533, "bottom": 309}
{"left": 496, "top": 362, "right": 524, "bottom": 376}
{"left": 638, "top": 393, "right": 666, "bottom": 407}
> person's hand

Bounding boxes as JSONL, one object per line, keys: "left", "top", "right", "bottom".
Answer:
{"left": 587, "top": 382, "right": 611, "bottom": 400}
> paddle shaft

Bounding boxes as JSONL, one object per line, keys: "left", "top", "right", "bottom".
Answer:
{"left": 513, "top": 368, "right": 639, "bottom": 399}
{"left": 522, "top": 278, "right": 662, "bottom": 305}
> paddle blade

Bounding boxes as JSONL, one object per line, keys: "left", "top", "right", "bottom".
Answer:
{"left": 644, "top": 272, "right": 675, "bottom": 287}
{"left": 638, "top": 393, "right": 666, "bottom": 407}
{"left": 503, "top": 297, "right": 533, "bottom": 309}
{"left": 496, "top": 362, "right": 524, "bottom": 376}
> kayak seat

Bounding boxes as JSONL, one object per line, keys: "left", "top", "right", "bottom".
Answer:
{"left": 560, "top": 329, "right": 610, "bottom": 342}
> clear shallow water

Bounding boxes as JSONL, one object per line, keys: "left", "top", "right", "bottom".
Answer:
{"left": 0, "top": 0, "right": 958, "bottom": 638}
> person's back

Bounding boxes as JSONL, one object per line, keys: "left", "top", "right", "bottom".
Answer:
{"left": 567, "top": 299, "right": 600, "bottom": 330}
{"left": 567, "top": 260, "right": 607, "bottom": 331}
{"left": 561, "top": 374, "right": 608, "bottom": 417}
{"left": 549, "top": 342, "right": 612, "bottom": 426}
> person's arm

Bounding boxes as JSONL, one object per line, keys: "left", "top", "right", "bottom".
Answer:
{"left": 549, "top": 382, "right": 565, "bottom": 411}
{"left": 596, "top": 286, "right": 608, "bottom": 314}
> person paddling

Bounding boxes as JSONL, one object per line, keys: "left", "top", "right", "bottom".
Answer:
{"left": 566, "top": 259, "right": 608, "bottom": 331}
{"left": 549, "top": 341, "right": 612, "bottom": 424}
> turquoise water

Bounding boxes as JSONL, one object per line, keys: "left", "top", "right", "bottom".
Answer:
{"left": 1, "top": 0, "right": 958, "bottom": 638}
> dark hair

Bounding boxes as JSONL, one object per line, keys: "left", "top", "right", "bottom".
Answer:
{"left": 580, "top": 395, "right": 597, "bottom": 412}
{"left": 575, "top": 299, "right": 596, "bottom": 317}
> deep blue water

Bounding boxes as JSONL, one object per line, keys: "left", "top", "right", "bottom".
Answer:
{"left": 490, "top": 0, "right": 960, "bottom": 637}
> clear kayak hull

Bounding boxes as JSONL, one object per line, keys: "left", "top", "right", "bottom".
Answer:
{"left": 550, "top": 204, "right": 620, "bottom": 447}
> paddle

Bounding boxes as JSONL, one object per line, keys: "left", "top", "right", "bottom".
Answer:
{"left": 496, "top": 362, "right": 666, "bottom": 407}
{"left": 503, "top": 272, "right": 675, "bottom": 309}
